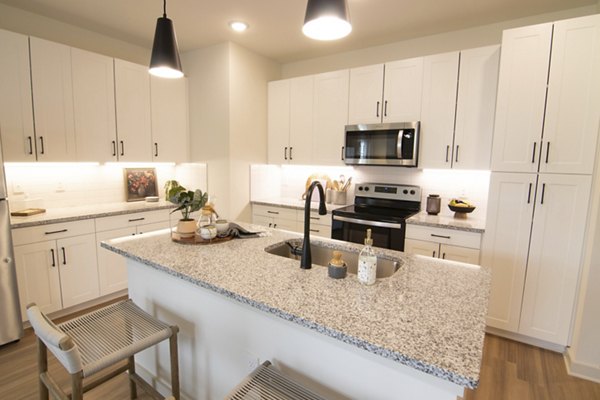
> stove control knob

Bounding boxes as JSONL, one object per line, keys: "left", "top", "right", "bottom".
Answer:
{"left": 410, "top": 190, "right": 416, "bottom": 195}
{"left": 358, "top": 186, "right": 363, "bottom": 191}
{"left": 364, "top": 187, "right": 370, "bottom": 191}
{"left": 403, "top": 189, "right": 408, "bottom": 194}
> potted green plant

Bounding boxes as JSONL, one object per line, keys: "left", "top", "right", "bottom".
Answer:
{"left": 164, "top": 180, "right": 208, "bottom": 237}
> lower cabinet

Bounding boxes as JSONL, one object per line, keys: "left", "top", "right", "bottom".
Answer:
{"left": 252, "top": 204, "right": 333, "bottom": 238}
{"left": 404, "top": 224, "right": 482, "bottom": 264}
{"left": 12, "top": 220, "right": 99, "bottom": 320}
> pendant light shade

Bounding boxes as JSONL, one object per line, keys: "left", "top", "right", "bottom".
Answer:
{"left": 149, "top": 0, "right": 183, "bottom": 78}
{"left": 302, "top": 0, "right": 352, "bottom": 41}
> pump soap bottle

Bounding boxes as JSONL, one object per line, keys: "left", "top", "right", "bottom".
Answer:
{"left": 358, "top": 229, "right": 377, "bottom": 285}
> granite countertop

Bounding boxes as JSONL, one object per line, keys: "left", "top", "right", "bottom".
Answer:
{"left": 252, "top": 197, "right": 349, "bottom": 212}
{"left": 102, "top": 223, "right": 491, "bottom": 389}
{"left": 10, "top": 201, "right": 175, "bottom": 229}
{"left": 406, "top": 211, "right": 486, "bottom": 233}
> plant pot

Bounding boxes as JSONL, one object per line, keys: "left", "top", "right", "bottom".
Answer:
{"left": 177, "top": 219, "right": 197, "bottom": 238}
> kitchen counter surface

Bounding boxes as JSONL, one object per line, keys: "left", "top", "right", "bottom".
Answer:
{"left": 252, "top": 197, "right": 349, "bottom": 212}
{"left": 407, "top": 211, "right": 486, "bottom": 233}
{"left": 102, "top": 223, "right": 491, "bottom": 389}
{"left": 10, "top": 201, "right": 174, "bottom": 229}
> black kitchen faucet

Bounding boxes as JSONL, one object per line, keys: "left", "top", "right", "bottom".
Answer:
{"left": 301, "top": 181, "right": 327, "bottom": 269}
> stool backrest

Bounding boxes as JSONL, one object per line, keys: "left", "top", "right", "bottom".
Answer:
{"left": 27, "top": 303, "right": 83, "bottom": 374}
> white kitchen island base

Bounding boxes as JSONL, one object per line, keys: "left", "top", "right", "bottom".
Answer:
{"left": 127, "top": 259, "right": 464, "bottom": 400}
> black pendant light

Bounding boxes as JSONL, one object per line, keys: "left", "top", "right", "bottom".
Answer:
{"left": 302, "top": 0, "right": 352, "bottom": 41}
{"left": 149, "top": 0, "right": 183, "bottom": 78}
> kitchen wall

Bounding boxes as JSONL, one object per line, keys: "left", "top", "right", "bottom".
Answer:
{"left": 281, "top": 5, "right": 597, "bottom": 78}
{"left": 4, "top": 163, "right": 207, "bottom": 210}
{"left": 0, "top": 3, "right": 149, "bottom": 65}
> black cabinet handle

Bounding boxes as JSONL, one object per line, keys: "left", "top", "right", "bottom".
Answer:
{"left": 39, "top": 136, "right": 45, "bottom": 155}
{"left": 120, "top": 140, "right": 124, "bottom": 156}
{"left": 284, "top": 147, "right": 288, "bottom": 160}
{"left": 384, "top": 100, "right": 388, "bottom": 117}
{"left": 341, "top": 146, "right": 345, "bottom": 161}
{"left": 445, "top": 145, "right": 450, "bottom": 163}
{"left": 154, "top": 142, "right": 159, "bottom": 157}
{"left": 540, "top": 183, "right": 546, "bottom": 205}
{"left": 532, "top": 142, "right": 537, "bottom": 164}
{"left": 455, "top": 145, "right": 460, "bottom": 163}
{"left": 50, "top": 249, "right": 56, "bottom": 267}
{"left": 267, "top": 211, "right": 279, "bottom": 215}
{"left": 545, "top": 142, "right": 550, "bottom": 164}
{"left": 376, "top": 101, "right": 380, "bottom": 118}
{"left": 268, "top": 223, "right": 272, "bottom": 228}
{"left": 442, "top": 253, "right": 446, "bottom": 259}
{"left": 61, "top": 247, "right": 66, "bottom": 265}
{"left": 431, "top": 234, "right": 451, "bottom": 239}
{"left": 45, "top": 229, "right": 68, "bottom": 235}
{"left": 527, "top": 183, "right": 533, "bottom": 204}
{"left": 128, "top": 217, "right": 145, "bottom": 222}
{"left": 112, "top": 140, "right": 117, "bottom": 157}
{"left": 27, "top": 136, "right": 33, "bottom": 155}
{"left": 310, "top": 229, "right": 319, "bottom": 233}
{"left": 273, "top": 223, "right": 278, "bottom": 228}
{"left": 289, "top": 147, "right": 293, "bottom": 160}
{"left": 432, "top": 250, "right": 436, "bottom": 258}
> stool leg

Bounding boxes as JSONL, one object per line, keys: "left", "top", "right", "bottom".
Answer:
{"left": 36, "top": 338, "right": 49, "bottom": 400}
{"left": 70, "top": 371, "right": 83, "bottom": 400}
{"left": 128, "top": 355, "right": 138, "bottom": 399}
{"left": 169, "top": 330, "right": 180, "bottom": 400}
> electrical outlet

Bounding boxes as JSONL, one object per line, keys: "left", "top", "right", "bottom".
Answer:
{"left": 12, "top": 183, "right": 24, "bottom": 195}
{"left": 243, "top": 352, "right": 260, "bottom": 373}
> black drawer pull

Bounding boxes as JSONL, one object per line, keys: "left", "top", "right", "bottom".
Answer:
{"left": 154, "top": 142, "right": 159, "bottom": 157}
{"left": 120, "top": 140, "right": 124, "bottom": 156}
{"left": 527, "top": 183, "right": 533, "bottom": 204}
{"left": 445, "top": 145, "right": 450, "bottom": 163}
{"left": 45, "top": 229, "right": 68, "bottom": 235}
{"left": 384, "top": 100, "right": 388, "bottom": 117}
{"left": 545, "top": 142, "right": 550, "bottom": 163}
{"left": 442, "top": 253, "right": 446, "bottom": 259}
{"left": 112, "top": 140, "right": 116, "bottom": 157}
{"left": 284, "top": 147, "right": 288, "bottom": 160}
{"left": 267, "top": 211, "right": 279, "bottom": 215}
{"left": 28, "top": 136, "right": 33, "bottom": 155}
{"left": 50, "top": 249, "right": 56, "bottom": 267}
{"left": 341, "top": 146, "right": 344, "bottom": 161}
{"left": 310, "top": 229, "right": 320, "bottom": 233}
{"left": 289, "top": 147, "right": 293, "bottom": 160}
{"left": 128, "top": 217, "right": 145, "bottom": 222}
{"left": 455, "top": 145, "right": 460, "bottom": 163}
{"left": 431, "top": 234, "right": 451, "bottom": 239}
{"left": 376, "top": 101, "right": 380, "bottom": 118}
{"left": 532, "top": 142, "right": 537, "bottom": 163}
{"left": 540, "top": 183, "right": 546, "bottom": 205}
{"left": 39, "top": 136, "right": 45, "bottom": 154}
{"left": 61, "top": 247, "right": 67, "bottom": 265}
{"left": 310, "top": 217, "right": 320, "bottom": 220}
{"left": 432, "top": 250, "right": 436, "bottom": 258}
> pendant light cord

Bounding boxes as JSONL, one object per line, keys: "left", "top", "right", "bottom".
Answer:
{"left": 163, "top": 0, "right": 167, "bottom": 18}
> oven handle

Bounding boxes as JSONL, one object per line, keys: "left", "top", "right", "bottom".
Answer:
{"left": 396, "top": 129, "right": 404, "bottom": 159}
{"left": 333, "top": 215, "right": 403, "bottom": 229}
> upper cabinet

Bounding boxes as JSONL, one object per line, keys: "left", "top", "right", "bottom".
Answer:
{"left": 491, "top": 15, "right": 600, "bottom": 175}
{"left": 71, "top": 48, "right": 117, "bottom": 162}
{"left": 0, "top": 30, "right": 35, "bottom": 162}
{"left": 288, "top": 76, "right": 314, "bottom": 165}
{"left": 267, "top": 80, "right": 290, "bottom": 164}
{"left": 150, "top": 76, "right": 189, "bottom": 162}
{"left": 30, "top": 37, "right": 77, "bottom": 162}
{"left": 347, "top": 59, "right": 423, "bottom": 125}
{"left": 114, "top": 59, "right": 153, "bottom": 162}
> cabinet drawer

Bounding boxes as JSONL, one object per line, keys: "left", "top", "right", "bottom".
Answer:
{"left": 406, "top": 224, "right": 481, "bottom": 249}
{"left": 95, "top": 209, "right": 170, "bottom": 232}
{"left": 252, "top": 204, "right": 297, "bottom": 221}
{"left": 12, "top": 219, "right": 95, "bottom": 246}
{"left": 298, "top": 211, "right": 332, "bottom": 227}
{"left": 307, "top": 224, "right": 332, "bottom": 238}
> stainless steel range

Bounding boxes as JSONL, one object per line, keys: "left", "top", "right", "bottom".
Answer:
{"left": 331, "top": 183, "right": 421, "bottom": 251}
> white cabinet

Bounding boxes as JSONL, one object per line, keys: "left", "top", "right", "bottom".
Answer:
{"left": 150, "top": 76, "right": 189, "bottom": 162}
{"left": 297, "top": 209, "right": 332, "bottom": 238}
{"left": 492, "top": 15, "right": 600, "bottom": 175}
{"left": 0, "top": 29, "right": 35, "bottom": 162}
{"left": 482, "top": 172, "right": 592, "bottom": 345}
{"left": 71, "top": 48, "right": 117, "bottom": 162}
{"left": 12, "top": 220, "right": 98, "bottom": 320}
{"left": 114, "top": 59, "right": 152, "bottom": 162}
{"left": 252, "top": 204, "right": 298, "bottom": 232}
{"left": 312, "top": 70, "right": 349, "bottom": 165}
{"left": 453, "top": 45, "right": 500, "bottom": 170}
{"left": 29, "top": 37, "right": 76, "bottom": 161}
{"left": 419, "top": 52, "right": 460, "bottom": 169}
{"left": 267, "top": 80, "right": 290, "bottom": 164}
{"left": 348, "top": 59, "right": 424, "bottom": 125}
{"left": 405, "top": 224, "right": 481, "bottom": 264}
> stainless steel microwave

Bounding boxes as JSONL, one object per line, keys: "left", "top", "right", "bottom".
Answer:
{"left": 344, "top": 121, "right": 420, "bottom": 167}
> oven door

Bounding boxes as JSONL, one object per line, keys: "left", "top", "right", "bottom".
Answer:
{"left": 331, "top": 215, "right": 405, "bottom": 251}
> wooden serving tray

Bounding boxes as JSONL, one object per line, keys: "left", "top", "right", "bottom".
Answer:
{"left": 171, "top": 232, "right": 234, "bottom": 245}
{"left": 11, "top": 208, "right": 46, "bottom": 216}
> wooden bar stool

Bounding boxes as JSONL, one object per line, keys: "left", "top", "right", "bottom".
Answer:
{"left": 26, "top": 299, "right": 180, "bottom": 400}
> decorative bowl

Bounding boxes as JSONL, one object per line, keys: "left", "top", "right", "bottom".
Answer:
{"left": 448, "top": 204, "right": 476, "bottom": 214}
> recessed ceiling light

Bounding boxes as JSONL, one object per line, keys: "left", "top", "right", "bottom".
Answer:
{"left": 229, "top": 21, "right": 249, "bottom": 32}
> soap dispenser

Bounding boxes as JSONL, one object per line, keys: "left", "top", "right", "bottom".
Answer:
{"left": 358, "top": 229, "right": 377, "bottom": 285}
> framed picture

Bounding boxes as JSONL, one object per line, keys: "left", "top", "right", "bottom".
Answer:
{"left": 124, "top": 168, "right": 158, "bottom": 202}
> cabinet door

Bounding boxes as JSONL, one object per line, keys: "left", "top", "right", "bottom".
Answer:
{"left": 267, "top": 80, "right": 290, "bottom": 164}
{"left": 439, "top": 244, "right": 480, "bottom": 264}
{"left": 96, "top": 227, "right": 136, "bottom": 296}
{"left": 71, "top": 48, "right": 117, "bottom": 162}
{"left": 289, "top": 76, "right": 313, "bottom": 165}
{"left": 348, "top": 64, "right": 384, "bottom": 124}
{"left": 453, "top": 46, "right": 500, "bottom": 170}
{"left": 520, "top": 174, "right": 592, "bottom": 345}
{"left": 404, "top": 239, "right": 439, "bottom": 258}
{"left": 273, "top": 217, "right": 299, "bottom": 232}
{"left": 30, "top": 37, "right": 76, "bottom": 161}
{"left": 57, "top": 234, "right": 99, "bottom": 308}
{"left": 137, "top": 221, "right": 170, "bottom": 235}
{"left": 151, "top": 76, "right": 189, "bottom": 162}
{"left": 419, "top": 52, "right": 460, "bottom": 169}
{"left": 383, "top": 58, "right": 423, "bottom": 122}
{"left": 0, "top": 30, "right": 35, "bottom": 161}
{"left": 252, "top": 214, "right": 274, "bottom": 228}
{"left": 312, "top": 70, "right": 349, "bottom": 165}
{"left": 481, "top": 172, "right": 536, "bottom": 332}
{"left": 491, "top": 24, "right": 553, "bottom": 173}
{"left": 540, "top": 15, "right": 600, "bottom": 174}
{"left": 14, "top": 241, "right": 62, "bottom": 319}
{"left": 114, "top": 59, "right": 152, "bottom": 162}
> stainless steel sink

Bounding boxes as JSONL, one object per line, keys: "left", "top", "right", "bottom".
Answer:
{"left": 265, "top": 239, "right": 401, "bottom": 278}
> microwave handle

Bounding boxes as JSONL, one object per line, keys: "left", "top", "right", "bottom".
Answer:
{"left": 396, "top": 130, "right": 404, "bottom": 159}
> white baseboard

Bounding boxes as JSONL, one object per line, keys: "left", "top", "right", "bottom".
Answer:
{"left": 485, "top": 326, "right": 566, "bottom": 353}
{"left": 134, "top": 363, "right": 193, "bottom": 400}
{"left": 564, "top": 348, "right": 600, "bottom": 384}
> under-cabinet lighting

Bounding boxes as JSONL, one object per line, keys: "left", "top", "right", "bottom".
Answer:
{"left": 3, "top": 162, "right": 100, "bottom": 167}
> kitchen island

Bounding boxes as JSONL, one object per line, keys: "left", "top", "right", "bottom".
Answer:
{"left": 102, "top": 223, "right": 490, "bottom": 400}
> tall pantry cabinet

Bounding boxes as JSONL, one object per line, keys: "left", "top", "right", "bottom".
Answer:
{"left": 483, "top": 14, "right": 600, "bottom": 347}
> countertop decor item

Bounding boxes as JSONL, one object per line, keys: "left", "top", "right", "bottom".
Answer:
{"left": 165, "top": 180, "right": 208, "bottom": 238}
{"left": 426, "top": 194, "right": 441, "bottom": 215}
{"left": 327, "top": 250, "right": 347, "bottom": 279}
{"left": 448, "top": 199, "right": 476, "bottom": 218}
{"left": 149, "top": 0, "right": 183, "bottom": 78}
{"left": 10, "top": 208, "right": 46, "bottom": 217}
{"left": 125, "top": 168, "right": 158, "bottom": 202}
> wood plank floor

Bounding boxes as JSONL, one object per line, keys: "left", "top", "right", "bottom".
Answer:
{"left": 1, "top": 301, "right": 599, "bottom": 399}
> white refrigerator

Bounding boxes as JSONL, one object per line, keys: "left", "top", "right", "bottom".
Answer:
{"left": 0, "top": 138, "right": 23, "bottom": 345}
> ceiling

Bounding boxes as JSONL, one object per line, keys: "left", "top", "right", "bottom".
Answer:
{"left": 0, "top": 0, "right": 595, "bottom": 63}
